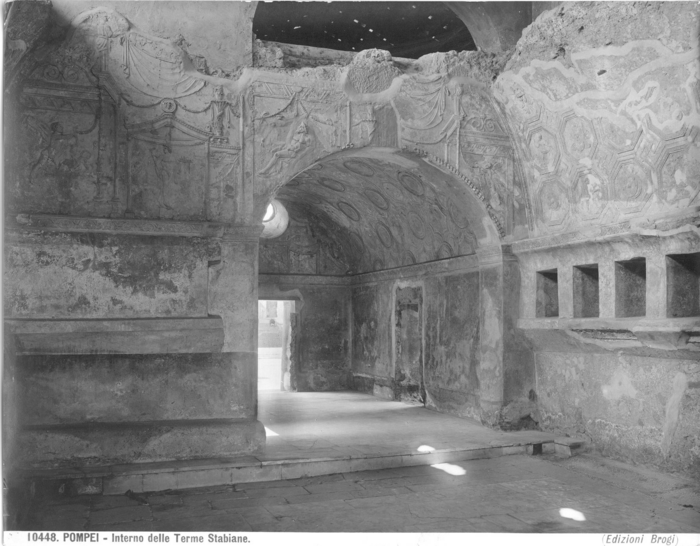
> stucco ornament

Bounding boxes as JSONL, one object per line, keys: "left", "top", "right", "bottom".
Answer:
{"left": 258, "top": 121, "right": 314, "bottom": 177}
{"left": 346, "top": 49, "right": 400, "bottom": 94}
{"left": 122, "top": 29, "right": 206, "bottom": 97}
{"left": 67, "top": 8, "right": 207, "bottom": 99}
{"left": 69, "top": 8, "right": 130, "bottom": 70}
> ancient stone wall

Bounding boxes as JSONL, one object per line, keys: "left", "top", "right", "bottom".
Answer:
{"left": 4, "top": 231, "right": 214, "bottom": 319}
{"left": 351, "top": 281, "right": 394, "bottom": 394}
{"left": 537, "top": 352, "right": 699, "bottom": 480}
{"left": 295, "top": 285, "right": 352, "bottom": 391}
{"left": 503, "top": 2, "right": 700, "bottom": 476}
{"left": 3, "top": 1, "right": 265, "bottom": 477}
{"left": 7, "top": 0, "right": 698, "bottom": 481}
{"left": 423, "top": 271, "right": 482, "bottom": 419}
{"left": 349, "top": 255, "right": 507, "bottom": 423}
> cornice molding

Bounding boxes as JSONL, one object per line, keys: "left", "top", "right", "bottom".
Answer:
{"left": 9, "top": 214, "right": 265, "bottom": 240}
{"left": 512, "top": 212, "right": 700, "bottom": 254}
{"left": 222, "top": 225, "right": 264, "bottom": 242}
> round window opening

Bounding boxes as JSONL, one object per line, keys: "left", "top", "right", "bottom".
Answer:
{"left": 261, "top": 199, "right": 289, "bottom": 239}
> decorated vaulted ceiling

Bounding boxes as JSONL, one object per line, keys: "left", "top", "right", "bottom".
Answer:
{"left": 270, "top": 149, "right": 494, "bottom": 274}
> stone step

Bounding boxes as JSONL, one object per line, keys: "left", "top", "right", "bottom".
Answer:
{"left": 21, "top": 436, "right": 558, "bottom": 498}
{"left": 553, "top": 436, "right": 590, "bottom": 458}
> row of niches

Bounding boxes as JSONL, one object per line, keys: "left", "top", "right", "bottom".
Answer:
{"left": 536, "top": 252, "right": 700, "bottom": 319}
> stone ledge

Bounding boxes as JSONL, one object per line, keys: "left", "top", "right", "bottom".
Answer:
{"left": 259, "top": 273, "right": 351, "bottom": 287}
{"left": 518, "top": 317, "right": 700, "bottom": 331}
{"left": 351, "top": 254, "right": 479, "bottom": 285}
{"left": 6, "top": 317, "right": 225, "bottom": 354}
{"left": 554, "top": 436, "right": 590, "bottom": 458}
{"left": 518, "top": 317, "right": 700, "bottom": 357}
{"left": 20, "top": 431, "right": 557, "bottom": 496}
{"left": 511, "top": 209, "right": 700, "bottom": 254}
{"left": 5, "top": 317, "right": 223, "bottom": 334}
{"left": 11, "top": 214, "right": 227, "bottom": 238}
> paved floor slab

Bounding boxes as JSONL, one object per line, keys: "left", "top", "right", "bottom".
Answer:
{"left": 257, "top": 391, "right": 556, "bottom": 464}
{"left": 24, "top": 454, "right": 700, "bottom": 533}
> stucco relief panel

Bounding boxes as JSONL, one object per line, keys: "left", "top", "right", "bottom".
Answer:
{"left": 252, "top": 82, "right": 345, "bottom": 200}
{"left": 12, "top": 108, "right": 102, "bottom": 217}
{"left": 394, "top": 74, "right": 458, "bottom": 160}
{"left": 127, "top": 139, "right": 207, "bottom": 220}
{"left": 528, "top": 128, "right": 560, "bottom": 175}
{"left": 536, "top": 178, "right": 570, "bottom": 229}
{"left": 571, "top": 168, "right": 610, "bottom": 220}
{"left": 458, "top": 83, "right": 507, "bottom": 136}
{"left": 64, "top": 7, "right": 208, "bottom": 100}
{"left": 657, "top": 142, "right": 700, "bottom": 206}
{"left": 208, "top": 150, "right": 240, "bottom": 220}
{"left": 9, "top": 5, "right": 259, "bottom": 226}
{"left": 349, "top": 103, "right": 377, "bottom": 149}
{"left": 610, "top": 159, "right": 654, "bottom": 213}
{"left": 560, "top": 113, "right": 598, "bottom": 162}
{"left": 458, "top": 143, "right": 513, "bottom": 232}
{"left": 495, "top": 37, "right": 700, "bottom": 235}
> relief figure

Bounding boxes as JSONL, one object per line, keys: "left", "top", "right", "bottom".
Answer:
{"left": 258, "top": 121, "right": 313, "bottom": 177}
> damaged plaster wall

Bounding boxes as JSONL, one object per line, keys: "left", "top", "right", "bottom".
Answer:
{"left": 2, "top": 0, "right": 267, "bottom": 486}
{"left": 351, "top": 281, "right": 394, "bottom": 397}
{"left": 351, "top": 257, "right": 492, "bottom": 423}
{"left": 424, "top": 272, "right": 482, "bottom": 419}
{"left": 4, "top": 232, "right": 215, "bottom": 319}
{"left": 500, "top": 2, "right": 700, "bottom": 476}
{"left": 537, "top": 352, "right": 699, "bottom": 479}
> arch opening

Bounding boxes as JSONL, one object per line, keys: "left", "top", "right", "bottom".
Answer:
{"left": 259, "top": 147, "right": 499, "bottom": 276}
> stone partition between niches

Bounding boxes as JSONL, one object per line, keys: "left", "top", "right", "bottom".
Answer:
{"left": 536, "top": 352, "right": 700, "bottom": 479}
{"left": 16, "top": 352, "right": 263, "bottom": 467}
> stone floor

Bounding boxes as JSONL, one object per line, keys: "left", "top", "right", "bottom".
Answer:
{"left": 26, "top": 453, "right": 700, "bottom": 533}
{"left": 20, "top": 391, "right": 700, "bottom": 533}
{"left": 19, "top": 391, "right": 560, "bottom": 497}
{"left": 258, "top": 390, "right": 556, "bottom": 463}
{"left": 258, "top": 347, "right": 282, "bottom": 391}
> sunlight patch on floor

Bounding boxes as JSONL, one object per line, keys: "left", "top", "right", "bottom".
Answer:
{"left": 559, "top": 507, "right": 586, "bottom": 521}
{"left": 264, "top": 427, "right": 279, "bottom": 437}
{"left": 431, "top": 463, "right": 466, "bottom": 476}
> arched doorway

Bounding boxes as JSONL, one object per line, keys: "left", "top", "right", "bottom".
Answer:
{"left": 257, "top": 146, "right": 505, "bottom": 415}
